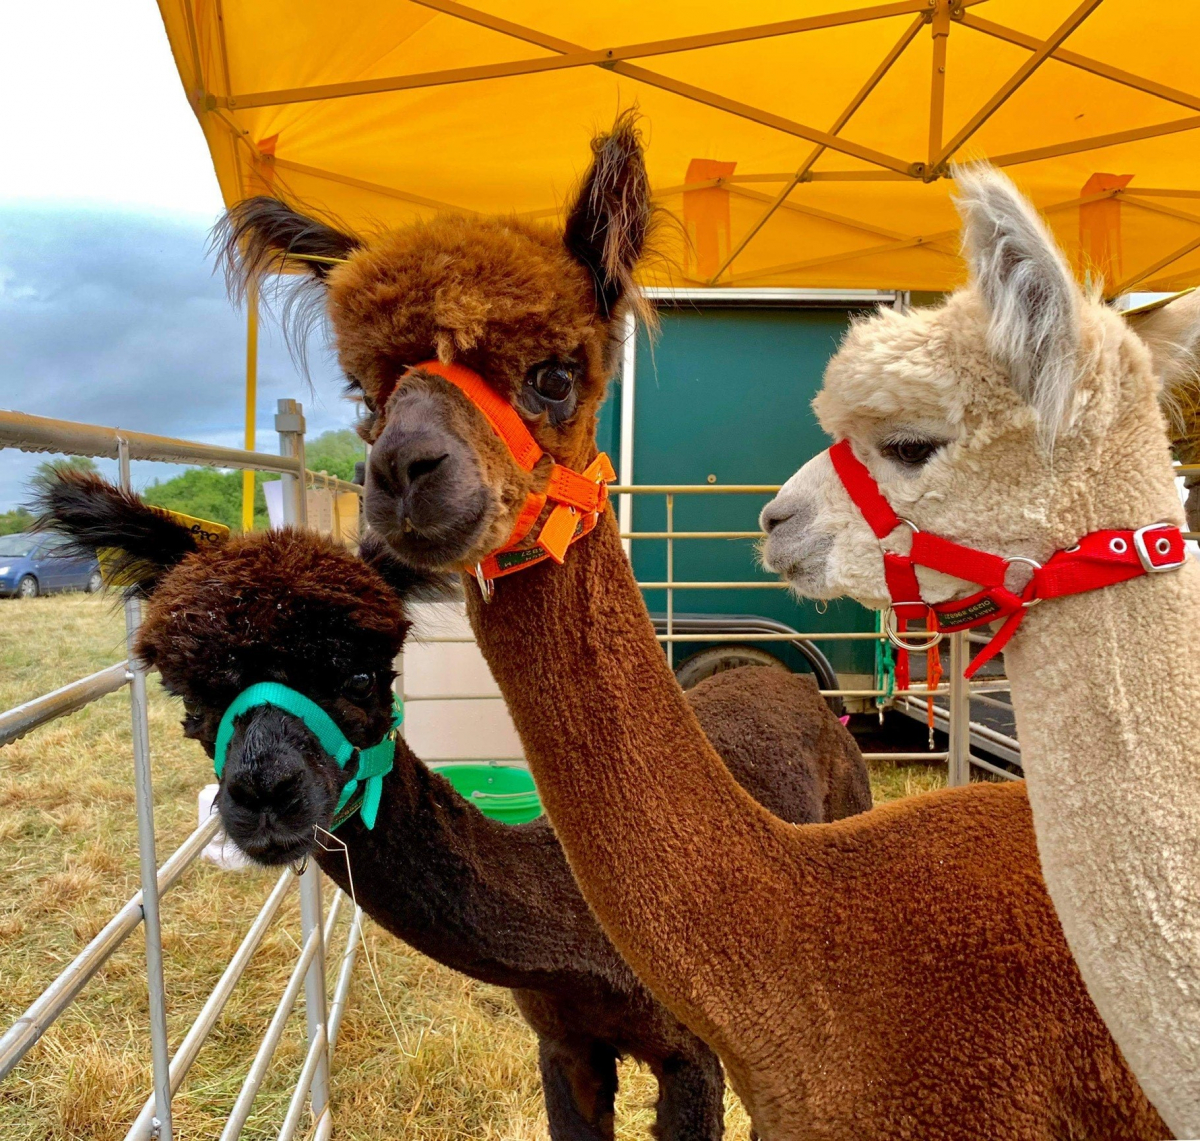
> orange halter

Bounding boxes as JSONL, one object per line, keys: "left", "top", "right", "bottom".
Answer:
{"left": 403, "top": 361, "right": 614, "bottom": 600}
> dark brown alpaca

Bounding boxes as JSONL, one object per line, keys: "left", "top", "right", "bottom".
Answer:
{"left": 218, "top": 117, "right": 1169, "bottom": 1139}
{"left": 36, "top": 470, "right": 869, "bottom": 1141}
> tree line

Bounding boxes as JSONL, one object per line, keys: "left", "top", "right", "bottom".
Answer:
{"left": 0, "top": 430, "right": 365, "bottom": 536}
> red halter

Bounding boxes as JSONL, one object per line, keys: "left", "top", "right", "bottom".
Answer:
{"left": 828, "top": 439, "right": 1188, "bottom": 679}
{"left": 401, "top": 361, "right": 614, "bottom": 598}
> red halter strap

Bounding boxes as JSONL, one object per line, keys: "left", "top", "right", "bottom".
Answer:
{"left": 403, "top": 361, "right": 614, "bottom": 596}
{"left": 828, "top": 439, "right": 1188, "bottom": 679}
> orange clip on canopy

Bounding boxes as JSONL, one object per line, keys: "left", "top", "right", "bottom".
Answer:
{"left": 157, "top": 0, "right": 1200, "bottom": 295}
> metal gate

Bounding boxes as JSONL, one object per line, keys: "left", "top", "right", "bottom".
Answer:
{"left": 0, "top": 402, "right": 362, "bottom": 1140}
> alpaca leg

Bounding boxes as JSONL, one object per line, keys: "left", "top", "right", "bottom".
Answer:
{"left": 539, "top": 1036, "right": 619, "bottom": 1141}
{"left": 652, "top": 1050, "right": 725, "bottom": 1141}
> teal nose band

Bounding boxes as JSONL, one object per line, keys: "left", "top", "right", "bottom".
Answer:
{"left": 213, "top": 681, "right": 403, "bottom": 830}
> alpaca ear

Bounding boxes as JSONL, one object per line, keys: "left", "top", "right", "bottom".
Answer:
{"left": 955, "top": 164, "right": 1081, "bottom": 442}
{"left": 1128, "top": 289, "right": 1200, "bottom": 396}
{"left": 31, "top": 469, "right": 207, "bottom": 598}
{"left": 213, "top": 196, "right": 361, "bottom": 302}
{"left": 358, "top": 531, "right": 458, "bottom": 605}
{"left": 563, "top": 111, "right": 653, "bottom": 319}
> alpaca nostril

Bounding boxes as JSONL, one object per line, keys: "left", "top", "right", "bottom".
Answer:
{"left": 762, "top": 508, "right": 793, "bottom": 535}
{"left": 406, "top": 452, "right": 448, "bottom": 487}
{"left": 227, "top": 777, "right": 270, "bottom": 814}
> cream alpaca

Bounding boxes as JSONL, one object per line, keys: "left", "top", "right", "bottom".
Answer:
{"left": 762, "top": 164, "right": 1200, "bottom": 1136}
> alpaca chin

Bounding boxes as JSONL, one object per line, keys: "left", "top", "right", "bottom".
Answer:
{"left": 759, "top": 526, "right": 835, "bottom": 599}
{"left": 230, "top": 823, "right": 316, "bottom": 868}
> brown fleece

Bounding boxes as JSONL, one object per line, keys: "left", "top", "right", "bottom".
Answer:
{"left": 327, "top": 215, "right": 610, "bottom": 456}
{"left": 686, "top": 669, "right": 869, "bottom": 825}
{"left": 134, "top": 529, "right": 407, "bottom": 727}
{"left": 468, "top": 511, "right": 1168, "bottom": 1141}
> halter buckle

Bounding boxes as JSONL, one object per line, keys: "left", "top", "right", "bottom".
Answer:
{"left": 1132, "top": 523, "right": 1186, "bottom": 573}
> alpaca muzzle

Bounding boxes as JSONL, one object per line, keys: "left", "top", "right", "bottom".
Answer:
{"left": 366, "top": 385, "right": 496, "bottom": 564}
{"left": 216, "top": 706, "right": 327, "bottom": 865}
{"left": 382, "top": 361, "right": 614, "bottom": 600}
{"left": 214, "top": 682, "right": 403, "bottom": 832}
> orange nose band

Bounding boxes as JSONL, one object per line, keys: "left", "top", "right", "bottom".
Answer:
{"left": 402, "top": 360, "right": 615, "bottom": 600}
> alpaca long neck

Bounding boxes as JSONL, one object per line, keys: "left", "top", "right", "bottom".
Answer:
{"left": 1004, "top": 563, "right": 1200, "bottom": 1133}
{"left": 314, "top": 738, "right": 619, "bottom": 993}
{"left": 468, "top": 510, "right": 806, "bottom": 1055}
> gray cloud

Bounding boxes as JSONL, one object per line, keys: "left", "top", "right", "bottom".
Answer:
{"left": 0, "top": 204, "right": 354, "bottom": 511}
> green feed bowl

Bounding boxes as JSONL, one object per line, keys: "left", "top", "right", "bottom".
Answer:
{"left": 430, "top": 763, "right": 544, "bottom": 825}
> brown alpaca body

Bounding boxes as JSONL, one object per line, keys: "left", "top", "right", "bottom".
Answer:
{"left": 214, "top": 115, "right": 1165, "bottom": 1138}
{"left": 468, "top": 511, "right": 1167, "bottom": 1141}
{"left": 32, "top": 473, "right": 870, "bottom": 1140}
{"left": 322, "top": 665, "right": 866, "bottom": 1141}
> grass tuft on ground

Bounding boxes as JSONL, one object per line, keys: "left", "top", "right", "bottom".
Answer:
{"left": 0, "top": 594, "right": 944, "bottom": 1139}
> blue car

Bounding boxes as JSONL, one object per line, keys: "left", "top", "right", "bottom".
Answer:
{"left": 0, "top": 532, "right": 102, "bottom": 599}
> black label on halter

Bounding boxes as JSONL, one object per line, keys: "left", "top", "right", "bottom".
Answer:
{"left": 496, "top": 546, "right": 547, "bottom": 571}
{"left": 936, "top": 595, "right": 1004, "bottom": 629}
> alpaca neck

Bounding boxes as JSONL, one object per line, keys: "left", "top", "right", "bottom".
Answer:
{"left": 315, "top": 738, "right": 617, "bottom": 993}
{"left": 1004, "top": 562, "right": 1200, "bottom": 1133}
{"left": 467, "top": 510, "right": 806, "bottom": 1056}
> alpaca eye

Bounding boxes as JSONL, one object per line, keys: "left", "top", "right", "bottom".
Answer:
{"left": 342, "top": 673, "right": 374, "bottom": 701}
{"left": 527, "top": 361, "right": 577, "bottom": 403}
{"left": 881, "top": 438, "right": 940, "bottom": 467}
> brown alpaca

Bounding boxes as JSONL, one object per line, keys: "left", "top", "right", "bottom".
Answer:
{"left": 218, "top": 117, "right": 1169, "bottom": 1140}
{"left": 35, "top": 470, "right": 869, "bottom": 1141}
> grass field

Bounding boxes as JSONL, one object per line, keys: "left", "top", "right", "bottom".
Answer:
{"left": 0, "top": 594, "right": 945, "bottom": 1140}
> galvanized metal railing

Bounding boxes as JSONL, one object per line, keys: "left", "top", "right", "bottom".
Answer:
{"left": 0, "top": 401, "right": 365, "bottom": 1140}
{"left": 402, "top": 481, "right": 1010, "bottom": 784}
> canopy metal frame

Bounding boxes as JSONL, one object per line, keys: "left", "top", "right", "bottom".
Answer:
{"left": 176, "top": 0, "right": 1200, "bottom": 295}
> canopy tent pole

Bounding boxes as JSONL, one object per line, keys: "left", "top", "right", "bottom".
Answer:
{"left": 242, "top": 283, "right": 258, "bottom": 533}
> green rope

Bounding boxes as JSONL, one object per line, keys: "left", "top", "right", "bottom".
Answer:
{"left": 874, "top": 610, "right": 895, "bottom": 714}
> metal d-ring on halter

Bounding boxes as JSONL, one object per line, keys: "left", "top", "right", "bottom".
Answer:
{"left": 882, "top": 518, "right": 943, "bottom": 652}
{"left": 884, "top": 608, "right": 943, "bottom": 652}
{"left": 1004, "top": 554, "right": 1044, "bottom": 609}
{"left": 474, "top": 562, "right": 495, "bottom": 603}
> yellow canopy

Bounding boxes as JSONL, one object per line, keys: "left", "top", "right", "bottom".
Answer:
{"left": 157, "top": 0, "right": 1200, "bottom": 295}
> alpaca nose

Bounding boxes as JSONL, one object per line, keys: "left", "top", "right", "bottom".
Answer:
{"left": 367, "top": 427, "right": 457, "bottom": 497}
{"left": 225, "top": 763, "right": 305, "bottom": 816}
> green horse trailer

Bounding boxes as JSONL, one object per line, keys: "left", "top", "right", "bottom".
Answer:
{"left": 596, "top": 288, "right": 899, "bottom": 700}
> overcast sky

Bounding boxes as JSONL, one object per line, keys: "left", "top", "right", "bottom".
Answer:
{"left": 0, "top": 2, "right": 349, "bottom": 511}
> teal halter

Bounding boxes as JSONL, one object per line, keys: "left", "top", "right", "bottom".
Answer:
{"left": 213, "top": 681, "right": 403, "bottom": 830}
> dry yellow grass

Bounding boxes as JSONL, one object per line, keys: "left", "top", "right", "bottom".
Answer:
{"left": 0, "top": 594, "right": 944, "bottom": 1140}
